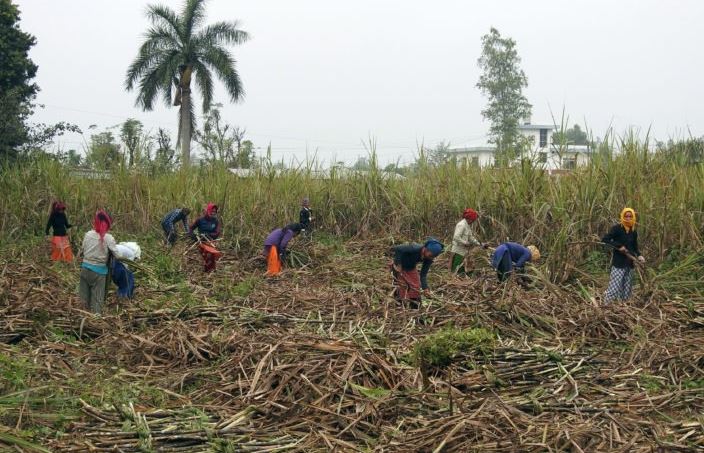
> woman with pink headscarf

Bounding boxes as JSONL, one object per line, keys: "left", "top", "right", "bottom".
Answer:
{"left": 189, "top": 203, "right": 223, "bottom": 272}
{"left": 79, "top": 210, "right": 124, "bottom": 313}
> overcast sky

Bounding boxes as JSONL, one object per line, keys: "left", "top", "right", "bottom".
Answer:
{"left": 15, "top": 0, "right": 704, "bottom": 166}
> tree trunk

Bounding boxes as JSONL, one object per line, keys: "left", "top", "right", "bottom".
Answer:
{"left": 180, "top": 91, "right": 191, "bottom": 167}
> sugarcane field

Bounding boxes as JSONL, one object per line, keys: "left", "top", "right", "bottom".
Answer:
{"left": 2, "top": 1, "right": 704, "bottom": 452}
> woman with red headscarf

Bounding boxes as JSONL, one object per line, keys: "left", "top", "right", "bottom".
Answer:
{"left": 79, "top": 210, "right": 125, "bottom": 314}
{"left": 450, "top": 208, "right": 485, "bottom": 274}
{"left": 189, "top": 203, "right": 223, "bottom": 272}
{"left": 45, "top": 201, "right": 74, "bottom": 262}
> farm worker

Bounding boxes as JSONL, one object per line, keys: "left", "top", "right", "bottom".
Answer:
{"left": 189, "top": 203, "right": 222, "bottom": 272}
{"left": 79, "top": 210, "right": 126, "bottom": 314}
{"left": 45, "top": 200, "right": 74, "bottom": 262}
{"left": 299, "top": 197, "right": 314, "bottom": 232}
{"left": 263, "top": 223, "right": 304, "bottom": 275}
{"left": 601, "top": 207, "right": 644, "bottom": 303}
{"left": 450, "top": 208, "right": 486, "bottom": 274}
{"left": 189, "top": 203, "right": 221, "bottom": 240}
{"left": 390, "top": 238, "right": 444, "bottom": 307}
{"left": 161, "top": 207, "right": 191, "bottom": 245}
{"left": 491, "top": 242, "right": 540, "bottom": 282}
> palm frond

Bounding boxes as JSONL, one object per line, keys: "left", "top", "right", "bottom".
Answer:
{"left": 194, "top": 21, "right": 250, "bottom": 47}
{"left": 200, "top": 45, "right": 245, "bottom": 103}
{"left": 192, "top": 61, "right": 214, "bottom": 112}
{"left": 146, "top": 4, "right": 182, "bottom": 39}
{"left": 125, "top": 26, "right": 180, "bottom": 90}
{"left": 134, "top": 50, "right": 181, "bottom": 110}
{"left": 182, "top": 0, "right": 207, "bottom": 40}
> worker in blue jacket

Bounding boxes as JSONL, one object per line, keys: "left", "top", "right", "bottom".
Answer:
{"left": 491, "top": 242, "right": 540, "bottom": 282}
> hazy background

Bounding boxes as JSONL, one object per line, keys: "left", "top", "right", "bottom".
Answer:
{"left": 15, "top": 0, "right": 704, "bottom": 166}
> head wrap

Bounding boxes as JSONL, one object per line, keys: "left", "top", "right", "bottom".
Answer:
{"left": 462, "top": 208, "right": 478, "bottom": 223}
{"left": 93, "top": 210, "right": 112, "bottom": 242}
{"left": 51, "top": 201, "right": 66, "bottom": 214}
{"left": 620, "top": 207, "right": 636, "bottom": 232}
{"left": 205, "top": 203, "right": 218, "bottom": 217}
{"left": 527, "top": 245, "right": 540, "bottom": 261}
{"left": 284, "top": 223, "right": 304, "bottom": 233}
{"left": 302, "top": 197, "right": 310, "bottom": 207}
{"left": 423, "top": 238, "right": 444, "bottom": 257}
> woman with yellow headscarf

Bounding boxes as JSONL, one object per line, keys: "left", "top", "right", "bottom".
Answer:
{"left": 601, "top": 207, "right": 645, "bottom": 303}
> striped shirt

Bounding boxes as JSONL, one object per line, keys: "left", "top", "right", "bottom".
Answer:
{"left": 161, "top": 209, "right": 189, "bottom": 232}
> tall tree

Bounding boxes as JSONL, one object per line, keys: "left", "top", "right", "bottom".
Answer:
{"left": 85, "top": 131, "right": 122, "bottom": 170}
{"left": 476, "top": 27, "right": 532, "bottom": 164}
{"left": 120, "top": 118, "right": 144, "bottom": 167}
{"left": 552, "top": 124, "right": 589, "bottom": 146}
{"left": 0, "top": 0, "right": 38, "bottom": 159}
{"left": 125, "top": 0, "right": 249, "bottom": 167}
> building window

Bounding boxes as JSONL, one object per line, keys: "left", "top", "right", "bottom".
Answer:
{"left": 538, "top": 152, "right": 547, "bottom": 164}
{"left": 471, "top": 156, "right": 479, "bottom": 166}
{"left": 539, "top": 129, "right": 548, "bottom": 148}
{"left": 562, "top": 157, "right": 576, "bottom": 170}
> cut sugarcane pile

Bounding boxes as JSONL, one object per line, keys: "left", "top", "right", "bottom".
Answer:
{"left": 1, "top": 238, "right": 702, "bottom": 452}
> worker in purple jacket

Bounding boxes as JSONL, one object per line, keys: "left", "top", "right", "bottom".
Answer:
{"left": 491, "top": 242, "right": 540, "bottom": 282}
{"left": 263, "top": 223, "right": 303, "bottom": 264}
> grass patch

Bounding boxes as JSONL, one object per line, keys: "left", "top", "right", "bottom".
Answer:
{"left": 411, "top": 326, "right": 495, "bottom": 369}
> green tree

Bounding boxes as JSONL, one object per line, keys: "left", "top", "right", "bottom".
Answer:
{"left": 476, "top": 27, "right": 532, "bottom": 165}
{"left": 120, "top": 118, "right": 144, "bottom": 167}
{"left": 85, "top": 131, "right": 122, "bottom": 170}
{"left": 552, "top": 124, "right": 588, "bottom": 146}
{"left": 125, "top": 0, "right": 249, "bottom": 167}
{"left": 0, "top": 0, "right": 38, "bottom": 159}
{"left": 153, "top": 128, "right": 179, "bottom": 172}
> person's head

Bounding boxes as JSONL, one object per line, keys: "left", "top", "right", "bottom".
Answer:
{"left": 205, "top": 203, "right": 218, "bottom": 218}
{"left": 93, "top": 210, "right": 112, "bottom": 241}
{"left": 51, "top": 201, "right": 66, "bottom": 214}
{"left": 284, "top": 223, "right": 304, "bottom": 236}
{"left": 302, "top": 197, "right": 310, "bottom": 208}
{"left": 422, "top": 238, "right": 444, "bottom": 259}
{"left": 462, "top": 208, "right": 478, "bottom": 224}
{"left": 527, "top": 245, "right": 540, "bottom": 262}
{"left": 620, "top": 207, "right": 636, "bottom": 231}
{"left": 182, "top": 207, "right": 191, "bottom": 216}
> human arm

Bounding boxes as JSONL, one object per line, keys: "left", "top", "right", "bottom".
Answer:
{"left": 601, "top": 225, "right": 625, "bottom": 251}
{"left": 104, "top": 234, "right": 125, "bottom": 260}
{"left": 180, "top": 211, "right": 189, "bottom": 233}
{"left": 279, "top": 230, "right": 294, "bottom": 256}
{"left": 213, "top": 218, "right": 222, "bottom": 239}
{"left": 465, "top": 225, "right": 481, "bottom": 247}
{"left": 419, "top": 259, "right": 432, "bottom": 290}
{"left": 514, "top": 245, "right": 532, "bottom": 268}
{"left": 45, "top": 214, "right": 53, "bottom": 236}
{"left": 64, "top": 214, "right": 72, "bottom": 230}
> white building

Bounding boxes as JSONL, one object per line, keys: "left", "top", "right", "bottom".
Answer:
{"left": 447, "top": 122, "right": 592, "bottom": 171}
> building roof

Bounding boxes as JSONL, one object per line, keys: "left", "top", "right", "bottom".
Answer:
{"left": 445, "top": 146, "right": 496, "bottom": 154}
{"left": 518, "top": 124, "right": 556, "bottom": 131}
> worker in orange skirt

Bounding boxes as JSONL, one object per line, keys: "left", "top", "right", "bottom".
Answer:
{"left": 189, "top": 203, "right": 222, "bottom": 272}
{"left": 390, "top": 238, "right": 444, "bottom": 308}
{"left": 45, "top": 201, "right": 74, "bottom": 262}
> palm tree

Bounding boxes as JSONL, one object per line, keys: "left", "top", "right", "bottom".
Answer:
{"left": 125, "top": 0, "right": 249, "bottom": 167}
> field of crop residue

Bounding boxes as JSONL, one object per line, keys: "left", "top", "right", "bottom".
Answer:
{"left": 1, "top": 231, "right": 703, "bottom": 452}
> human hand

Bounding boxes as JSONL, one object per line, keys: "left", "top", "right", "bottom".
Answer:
{"left": 392, "top": 264, "right": 401, "bottom": 273}
{"left": 618, "top": 246, "right": 627, "bottom": 253}
{"left": 423, "top": 288, "right": 431, "bottom": 296}
{"left": 481, "top": 243, "right": 489, "bottom": 249}
{"left": 638, "top": 255, "right": 645, "bottom": 263}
